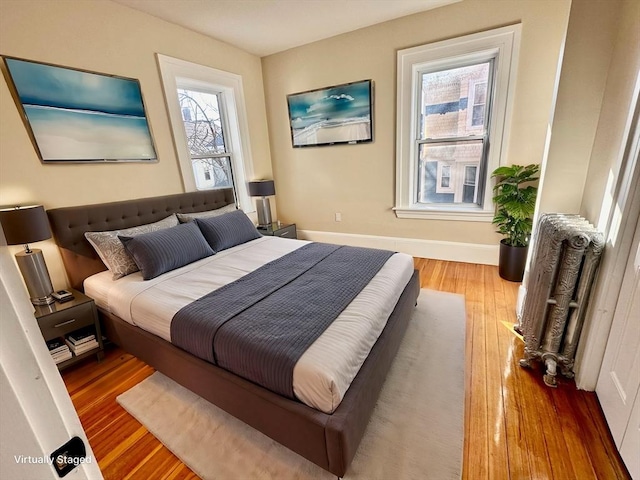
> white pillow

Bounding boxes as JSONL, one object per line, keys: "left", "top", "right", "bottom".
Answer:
{"left": 85, "top": 214, "right": 179, "bottom": 280}
{"left": 176, "top": 204, "right": 237, "bottom": 223}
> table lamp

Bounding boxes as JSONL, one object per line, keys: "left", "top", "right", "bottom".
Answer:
{"left": 0, "top": 205, "right": 55, "bottom": 305}
{"left": 248, "top": 180, "right": 276, "bottom": 227}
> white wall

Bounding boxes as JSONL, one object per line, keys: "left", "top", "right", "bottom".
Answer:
{"left": 536, "top": 0, "right": 623, "bottom": 216}
{"left": 575, "top": 0, "right": 640, "bottom": 389}
{"left": 262, "top": 0, "right": 571, "bottom": 257}
{"left": 580, "top": 0, "right": 640, "bottom": 227}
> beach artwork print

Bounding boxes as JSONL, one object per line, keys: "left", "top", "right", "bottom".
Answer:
{"left": 287, "top": 80, "right": 373, "bottom": 147}
{"left": 3, "top": 57, "right": 156, "bottom": 162}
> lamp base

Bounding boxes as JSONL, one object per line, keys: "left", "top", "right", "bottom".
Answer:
{"left": 256, "top": 197, "right": 273, "bottom": 228}
{"left": 15, "top": 249, "right": 55, "bottom": 306}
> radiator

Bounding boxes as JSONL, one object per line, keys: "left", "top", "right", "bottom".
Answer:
{"left": 518, "top": 213, "right": 604, "bottom": 387}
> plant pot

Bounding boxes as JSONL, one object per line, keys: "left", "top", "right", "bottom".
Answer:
{"left": 498, "top": 239, "right": 529, "bottom": 282}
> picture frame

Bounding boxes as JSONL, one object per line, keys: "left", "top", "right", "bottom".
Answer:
{"left": 287, "top": 79, "right": 373, "bottom": 148}
{"left": 1, "top": 56, "right": 157, "bottom": 163}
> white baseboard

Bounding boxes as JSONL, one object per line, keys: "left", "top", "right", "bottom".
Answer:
{"left": 298, "top": 230, "right": 499, "bottom": 265}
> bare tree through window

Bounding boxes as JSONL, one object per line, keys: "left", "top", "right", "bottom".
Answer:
{"left": 178, "top": 89, "right": 234, "bottom": 190}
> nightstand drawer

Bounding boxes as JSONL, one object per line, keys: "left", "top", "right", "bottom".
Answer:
{"left": 275, "top": 224, "right": 297, "bottom": 239}
{"left": 38, "top": 302, "right": 95, "bottom": 340}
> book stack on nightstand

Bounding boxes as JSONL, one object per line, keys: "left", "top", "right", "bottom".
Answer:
{"left": 46, "top": 338, "right": 72, "bottom": 365}
{"left": 65, "top": 326, "right": 99, "bottom": 357}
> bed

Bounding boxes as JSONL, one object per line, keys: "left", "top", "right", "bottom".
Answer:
{"left": 47, "top": 189, "right": 420, "bottom": 477}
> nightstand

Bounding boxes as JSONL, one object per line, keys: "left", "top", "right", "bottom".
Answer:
{"left": 34, "top": 289, "right": 104, "bottom": 370}
{"left": 257, "top": 223, "right": 297, "bottom": 239}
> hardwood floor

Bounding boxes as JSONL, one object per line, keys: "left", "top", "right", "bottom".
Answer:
{"left": 63, "top": 259, "right": 630, "bottom": 479}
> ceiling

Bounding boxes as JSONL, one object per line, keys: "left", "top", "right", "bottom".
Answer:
{"left": 112, "top": 0, "right": 461, "bottom": 57}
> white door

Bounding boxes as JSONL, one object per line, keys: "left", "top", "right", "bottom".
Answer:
{"left": 597, "top": 216, "right": 640, "bottom": 479}
{"left": 620, "top": 388, "right": 640, "bottom": 479}
{"left": 0, "top": 231, "right": 103, "bottom": 479}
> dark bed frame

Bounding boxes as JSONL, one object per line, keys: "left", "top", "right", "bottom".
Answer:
{"left": 47, "top": 190, "right": 420, "bottom": 477}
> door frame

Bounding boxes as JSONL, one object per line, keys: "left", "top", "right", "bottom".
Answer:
{"left": 575, "top": 75, "right": 640, "bottom": 390}
{"left": 595, "top": 210, "right": 640, "bottom": 445}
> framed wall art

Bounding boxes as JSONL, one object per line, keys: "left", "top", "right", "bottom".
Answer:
{"left": 287, "top": 79, "right": 373, "bottom": 148}
{"left": 2, "top": 56, "right": 157, "bottom": 163}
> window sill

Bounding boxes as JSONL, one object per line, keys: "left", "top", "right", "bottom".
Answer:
{"left": 393, "top": 207, "right": 494, "bottom": 222}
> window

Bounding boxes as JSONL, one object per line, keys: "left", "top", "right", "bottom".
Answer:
{"left": 177, "top": 88, "right": 234, "bottom": 191}
{"left": 440, "top": 165, "right": 451, "bottom": 189}
{"left": 395, "top": 25, "right": 521, "bottom": 221}
{"left": 157, "top": 54, "right": 255, "bottom": 211}
{"left": 468, "top": 81, "right": 488, "bottom": 128}
{"left": 418, "top": 61, "right": 491, "bottom": 206}
{"left": 463, "top": 165, "right": 478, "bottom": 203}
{"left": 435, "top": 162, "right": 454, "bottom": 195}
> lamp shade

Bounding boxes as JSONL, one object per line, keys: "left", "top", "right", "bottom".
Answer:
{"left": 0, "top": 205, "right": 52, "bottom": 245}
{"left": 248, "top": 180, "right": 275, "bottom": 197}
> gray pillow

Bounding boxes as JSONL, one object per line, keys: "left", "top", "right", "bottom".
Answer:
{"left": 176, "top": 204, "right": 237, "bottom": 223}
{"left": 119, "top": 222, "right": 214, "bottom": 280}
{"left": 195, "top": 210, "right": 261, "bottom": 252}
{"left": 85, "top": 214, "right": 179, "bottom": 280}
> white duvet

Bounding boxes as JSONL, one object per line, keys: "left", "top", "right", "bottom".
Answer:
{"left": 84, "top": 236, "right": 414, "bottom": 413}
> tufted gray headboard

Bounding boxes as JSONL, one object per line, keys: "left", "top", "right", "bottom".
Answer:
{"left": 47, "top": 189, "right": 235, "bottom": 291}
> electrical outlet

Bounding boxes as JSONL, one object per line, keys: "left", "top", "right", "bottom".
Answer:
{"left": 335, "top": 212, "right": 342, "bottom": 222}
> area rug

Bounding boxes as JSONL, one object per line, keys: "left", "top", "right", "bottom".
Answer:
{"left": 117, "top": 288, "right": 466, "bottom": 479}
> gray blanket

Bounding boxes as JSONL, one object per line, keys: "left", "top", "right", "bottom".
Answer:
{"left": 171, "top": 243, "right": 394, "bottom": 398}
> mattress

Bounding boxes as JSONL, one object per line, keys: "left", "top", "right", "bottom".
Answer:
{"left": 84, "top": 236, "right": 414, "bottom": 413}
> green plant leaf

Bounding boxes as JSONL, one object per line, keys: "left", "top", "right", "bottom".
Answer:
{"left": 491, "top": 163, "right": 539, "bottom": 245}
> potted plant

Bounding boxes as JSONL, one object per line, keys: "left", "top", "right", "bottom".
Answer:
{"left": 491, "top": 164, "right": 540, "bottom": 282}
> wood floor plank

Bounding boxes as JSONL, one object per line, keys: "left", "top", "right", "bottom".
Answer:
{"left": 484, "top": 267, "right": 510, "bottom": 479}
{"left": 492, "top": 274, "right": 533, "bottom": 479}
{"left": 494, "top": 265, "right": 562, "bottom": 479}
{"left": 89, "top": 420, "right": 147, "bottom": 471}
{"left": 550, "top": 386, "right": 599, "bottom": 479}
{"left": 79, "top": 400, "right": 129, "bottom": 440}
{"left": 495, "top": 304, "right": 555, "bottom": 479}
{"left": 121, "top": 443, "right": 179, "bottom": 480}
{"left": 63, "top": 348, "right": 136, "bottom": 395}
{"left": 100, "top": 430, "right": 161, "bottom": 480}
{"left": 70, "top": 363, "right": 154, "bottom": 416}
{"left": 61, "top": 258, "right": 630, "bottom": 479}
{"left": 463, "top": 263, "right": 490, "bottom": 479}
{"left": 534, "top": 379, "right": 577, "bottom": 478}
{"left": 462, "top": 263, "right": 480, "bottom": 480}
{"left": 163, "top": 464, "right": 201, "bottom": 480}
{"left": 573, "top": 392, "right": 631, "bottom": 479}
{"left": 500, "top": 279, "right": 546, "bottom": 480}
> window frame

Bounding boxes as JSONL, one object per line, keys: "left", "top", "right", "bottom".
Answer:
{"left": 395, "top": 24, "right": 521, "bottom": 221}
{"left": 157, "top": 54, "right": 255, "bottom": 212}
